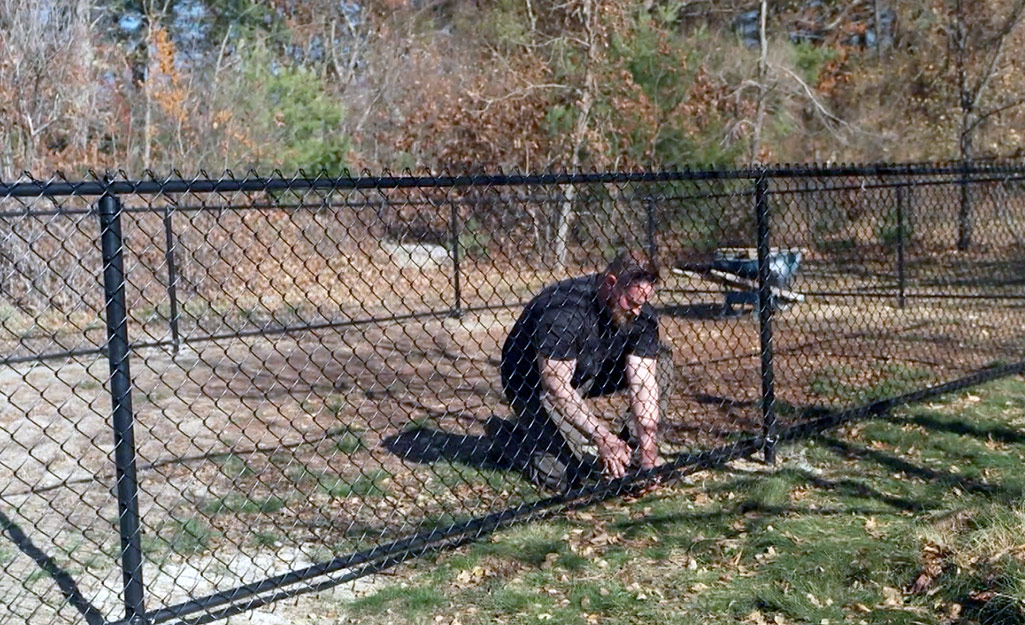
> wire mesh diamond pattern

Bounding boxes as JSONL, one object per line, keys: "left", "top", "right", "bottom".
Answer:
{"left": 0, "top": 164, "right": 1024, "bottom": 624}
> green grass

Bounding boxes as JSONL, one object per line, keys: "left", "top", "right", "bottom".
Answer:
{"left": 252, "top": 531, "right": 285, "bottom": 549}
{"left": 334, "top": 432, "right": 367, "bottom": 455}
{"left": 216, "top": 453, "right": 257, "bottom": 480}
{"left": 809, "top": 362, "right": 935, "bottom": 405}
{"left": 164, "top": 517, "right": 216, "bottom": 555}
{"left": 325, "top": 395, "right": 357, "bottom": 416}
{"left": 348, "top": 585, "right": 447, "bottom": 618}
{"left": 199, "top": 493, "right": 287, "bottom": 516}
{"left": 338, "top": 376, "right": 1025, "bottom": 625}
{"left": 316, "top": 469, "right": 390, "bottom": 498}
{"left": 423, "top": 461, "right": 533, "bottom": 499}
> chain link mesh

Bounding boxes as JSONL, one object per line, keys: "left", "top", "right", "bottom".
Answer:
{"left": 1, "top": 165, "right": 1024, "bottom": 624}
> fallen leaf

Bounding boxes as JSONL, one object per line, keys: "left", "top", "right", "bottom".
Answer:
{"left": 882, "top": 586, "right": 903, "bottom": 606}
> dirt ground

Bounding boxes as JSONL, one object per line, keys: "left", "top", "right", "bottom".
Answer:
{"left": 0, "top": 261, "right": 1023, "bottom": 625}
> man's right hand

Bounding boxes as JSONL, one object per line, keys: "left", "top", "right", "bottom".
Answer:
{"left": 595, "top": 433, "right": 632, "bottom": 479}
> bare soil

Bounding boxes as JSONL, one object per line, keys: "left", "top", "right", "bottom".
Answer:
{"left": 0, "top": 260, "right": 1023, "bottom": 625}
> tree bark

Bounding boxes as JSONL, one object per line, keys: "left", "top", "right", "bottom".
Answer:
{"left": 955, "top": 0, "right": 972, "bottom": 251}
{"left": 553, "top": 0, "right": 597, "bottom": 268}
{"left": 749, "top": 0, "right": 768, "bottom": 164}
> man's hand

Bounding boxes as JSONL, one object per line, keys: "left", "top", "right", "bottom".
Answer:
{"left": 539, "top": 357, "right": 635, "bottom": 480}
{"left": 595, "top": 432, "right": 631, "bottom": 479}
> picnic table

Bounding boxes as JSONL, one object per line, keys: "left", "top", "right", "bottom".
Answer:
{"left": 673, "top": 247, "right": 805, "bottom": 314}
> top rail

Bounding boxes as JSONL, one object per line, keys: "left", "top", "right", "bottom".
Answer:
{"left": 3, "top": 162, "right": 1025, "bottom": 198}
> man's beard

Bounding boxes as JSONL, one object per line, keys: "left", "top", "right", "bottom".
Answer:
{"left": 610, "top": 308, "right": 637, "bottom": 329}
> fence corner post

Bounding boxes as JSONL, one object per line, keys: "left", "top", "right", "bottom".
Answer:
{"left": 449, "top": 198, "right": 464, "bottom": 319}
{"left": 97, "top": 192, "right": 147, "bottom": 623}
{"left": 896, "top": 185, "right": 907, "bottom": 309}
{"left": 161, "top": 204, "right": 181, "bottom": 355}
{"left": 646, "top": 196, "right": 657, "bottom": 261}
{"left": 754, "top": 173, "right": 777, "bottom": 465}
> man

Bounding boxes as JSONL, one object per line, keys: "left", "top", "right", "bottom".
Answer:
{"left": 499, "top": 250, "right": 665, "bottom": 492}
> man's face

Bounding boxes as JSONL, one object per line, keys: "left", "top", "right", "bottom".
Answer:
{"left": 608, "top": 279, "right": 654, "bottom": 328}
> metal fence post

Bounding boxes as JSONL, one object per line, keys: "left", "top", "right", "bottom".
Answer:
{"left": 646, "top": 196, "right": 657, "bottom": 261}
{"left": 896, "top": 185, "right": 907, "bottom": 309}
{"left": 161, "top": 204, "right": 181, "bottom": 354}
{"left": 98, "top": 193, "right": 147, "bottom": 624}
{"left": 754, "top": 174, "right": 778, "bottom": 465}
{"left": 449, "top": 199, "right": 463, "bottom": 318}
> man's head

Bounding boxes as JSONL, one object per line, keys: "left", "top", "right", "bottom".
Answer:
{"left": 599, "top": 250, "right": 660, "bottom": 327}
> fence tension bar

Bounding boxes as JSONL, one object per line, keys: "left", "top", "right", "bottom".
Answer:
{"left": 98, "top": 192, "right": 147, "bottom": 624}
{"left": 754, "top": 173, "right": 778, "bottom": 465}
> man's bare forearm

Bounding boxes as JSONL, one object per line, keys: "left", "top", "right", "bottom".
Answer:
{"left": 538, "top": 358, "right": 613, "bottom": 444}
{"left": 626, "top": 354, "right": 660, "bottom": 470}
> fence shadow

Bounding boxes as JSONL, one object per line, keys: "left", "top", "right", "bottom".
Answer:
{"left": 0, "top": 509, "right": 105, "bottom": 625}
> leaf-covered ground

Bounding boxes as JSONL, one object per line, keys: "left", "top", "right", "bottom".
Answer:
{"left": 321, "top": 375, "right": 1025, "bottom": 625}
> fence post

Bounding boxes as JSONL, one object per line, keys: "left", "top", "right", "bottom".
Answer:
{"left": 449, "top": 198, "right": 463, "bottom": 318}
{"left": 646, "top": 196, "right": 657, "bottom": 261}
{"left": 98, "top": 192, "right": 147, "bottom": 624}
{"left": 161, "top": 204, "right": 181, "bottom": 355}
{"left": 754, "top": 174, "right": 778, "bottom": 465}
{"left": 896, "top": 185, "right": 906, "bottom": 309}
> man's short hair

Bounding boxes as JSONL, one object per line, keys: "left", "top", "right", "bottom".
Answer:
{"left": 605, "top": 249, "right": 659, "bottom": 285}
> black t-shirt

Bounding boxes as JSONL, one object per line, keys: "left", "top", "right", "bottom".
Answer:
{"left": 500, "top": 274, "right": 660, "bottom": 401}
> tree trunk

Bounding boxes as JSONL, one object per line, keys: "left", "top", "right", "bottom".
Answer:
{"left": 873, "top": 0, "right": 882, "bottom": 56}
{"left": 957, "top": 126, "right": 974, "bottom": 251}
{"left": 749, "top": 0, "right": 768, "bottom": 164}
{"left": 955, "top": 0, "right": 973, "bottom": 251}
{"left": 553, "top": 0, "right": 597, "bottom": 268}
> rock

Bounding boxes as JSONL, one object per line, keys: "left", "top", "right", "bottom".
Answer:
{"left": 382, "top": 242, "right": 451, "bottom": 269}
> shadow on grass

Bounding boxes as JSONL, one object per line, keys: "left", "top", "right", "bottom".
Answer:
{"left": 896, "top": 412, "right": 1025, "bottom": 447}
{"left": 817, "top": 435, "right": 1021, "bottom": 501}
{"left": 0, "top": 509, "right": 105, "bottom": 625}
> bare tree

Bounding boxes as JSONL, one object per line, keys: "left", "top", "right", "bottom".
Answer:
{"left": 749, "top": 0, "right": 768, "bottom": 163}
{"left": 0, "top": 0, "right": 98, "bottom": 175}
{"left": 952, "top": 0, "right": 1025, "bottom": 250}
{"left": 554, "top": 0, "right": 599, "bottom": 267}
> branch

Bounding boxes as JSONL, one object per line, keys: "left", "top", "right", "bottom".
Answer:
{"left": 469, "top": 83, "right": 576, "bottom": 113}
{"left": 969, "top": 0, "right": 1025, "bottom": 109}
{"left": 966, "top": 95, "right": 1025, "bottom": 133}
{"left": 770, "top": 64, "right": 848, "bottom": 130}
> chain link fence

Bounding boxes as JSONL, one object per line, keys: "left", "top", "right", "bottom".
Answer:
{"left": 2, "top": 164, "right": 1024, "bottom": 625}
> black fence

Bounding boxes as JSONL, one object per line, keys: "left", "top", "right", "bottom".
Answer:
{"left": 2, "top": 163, "right": 1025, "bottom": 625}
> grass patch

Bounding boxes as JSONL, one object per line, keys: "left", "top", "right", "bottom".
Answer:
{"left": 326, "top": 424, "right": 368, "bottom": 454}
{"left": 336, "top": 376, "right": 1025, "bottom": 625}
{"left": 348, "top": 585, "right": 446, "bottom": 617}
{"left": 252, "top": 531, "right": 284, "bottom": 549}
{"left": 216, "top": 453, "right": 257, "bottom": 480}
{"left": 809, "top": 362, "right": 935, "bottom": 405}
{"left": 324, "top": 394, "right": 356, "bottom": 416}
{"left": 74, "top": 379, "right": 101, "bottom": 391}
{"left": 164, "top": 517, "right": 216, "bottom": 555}
{"left": 335, "top": 433, "right": 367, "bottom": 455}
{"left": 317, "top": 469, "right": 390, "bottom": 498}
{"left": 200, "top": 493, "right": 287, "bottom": 516}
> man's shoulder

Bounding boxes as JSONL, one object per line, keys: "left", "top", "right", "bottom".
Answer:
{"left": 531, "top": 274, "right": 600, "bottom": 309}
